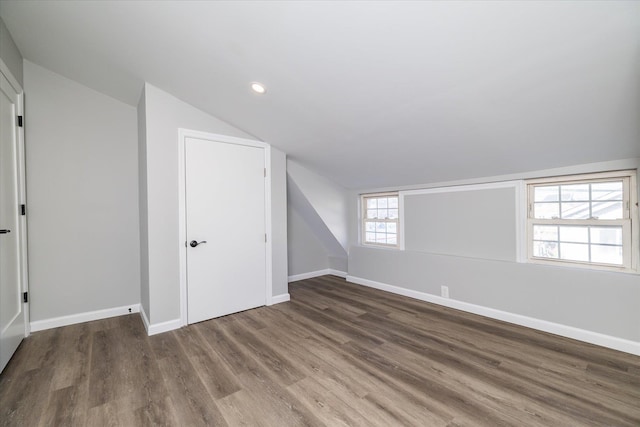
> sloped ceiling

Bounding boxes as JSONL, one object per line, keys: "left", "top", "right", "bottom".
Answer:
{"left": 1, "top": 1, "right": 639, "bottom": 189}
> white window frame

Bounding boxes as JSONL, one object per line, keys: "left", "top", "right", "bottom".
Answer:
{"left": 526, "top": 170, "right": 638, "bottom": 273}
{"left": 361, "top": 192, "right": 400, "bottom": 249}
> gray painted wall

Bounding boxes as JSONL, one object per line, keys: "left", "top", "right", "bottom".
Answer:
{"left": 286, "top": 160, "right": 350, "bottom": 275}
{"left": 287, "top": 175, "right": 344, "bottom": 260}
{"left": 270, "top": 147, "right": 289, "bottom": 296}
{"left": 0, "top": 17, "right": 22, "bottom": 86}
{"left": 287, "top": 160, "right": 349, "bottom": 253}
{"left": 288, "top": 205, "right": 330, "bottom": 276}
{"left": 24, "top": 61, "right": 140, "bottom": 321}
{"left": 329, "top": 256, "right": 347, "bottom": 273}
{"left": 349, "top": 246, "right": 639, "bottom": 341}
{"left": 404, "top": 188, "right": 516, "bottom": 261}
{"left": 137, "top": 86, "right": 150, "bottom": 317}
{"left": 140, "top": 83, "right": 287, "bottom": 324}
{"left": 348, "top": 159, "right": 640, "bottom": 342}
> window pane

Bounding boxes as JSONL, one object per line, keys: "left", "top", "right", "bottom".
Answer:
{"left": 590, "top": 227, "right": 622, "bottom": 245}
{"left": 561, "top": 202, "right": 590, "bottom": 219}
{"left": 535, "top": 186, "right": 559, "bottom": 202}
{"left": 533, "top": 241, "right": 558, "bottom": 259}
{"left": 591, "top": 245, "right": 623, "bottom": 265}
{"left": 528, "top": 173, "right": 632, "bottom": 269}
{"left": 534, "top": 203, "right": 559, "bottom": 219}
{"left": 591, "top": 201, "right": 623, "bottom": 219}
{"left": 561, "top": 184, "right": 589, "bottom": 201}
{"left": 559, "top": 226, "right": 588, "bottom": 243}
{"left": 560, "top": 243, "right": 589, "bottom": 262}
{"left": 592, "top": 182, "right": 623, "bottom": 201}
{"left": 533, "top": 225, "right": 558, "bottom": 241}
{"left": 362, "top": 193, "right": 399, "bottom": 247}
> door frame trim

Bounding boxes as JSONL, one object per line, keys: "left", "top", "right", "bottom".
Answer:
{"left": 177, "top": 129, "right": 273, "bottom": 327}
{"left": 0, "top": 58, "right": 29, "bottom": 338}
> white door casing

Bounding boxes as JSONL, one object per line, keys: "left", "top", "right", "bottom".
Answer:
{"left": 0, "top": 63, "right": 28, "bottom": 373}
{"left": 179, "top": 130, "right": 272, "bottom": 325}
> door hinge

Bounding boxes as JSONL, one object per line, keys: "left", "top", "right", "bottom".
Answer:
{"left": 20, "top": 204, "right": 26, "bottom": 216}
{"left": 17, "top": 115, "right": 23, "bottom": 127}
{"left": 265, "top": 233, "right": 267, "bottom": 243}
{"left": 23, "top": 292, "right": 28, "bottom": 303}
{"left": 264, "top": 168, "right": 266, "bottom": 178}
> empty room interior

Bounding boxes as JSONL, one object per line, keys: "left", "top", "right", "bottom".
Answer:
{"left": 1, "top": 1, "right": 639, "bottom": 426}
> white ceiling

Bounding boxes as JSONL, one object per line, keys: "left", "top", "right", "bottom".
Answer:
{"left": 1, "top": 1, "right": 639, "bottom": 189}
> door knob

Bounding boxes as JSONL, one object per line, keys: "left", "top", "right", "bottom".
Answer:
{"left": 0, "top": 229, "right": 10, "bottom": 234}
{"left": 190, "top": 240, "right": 207, "bottom": 247}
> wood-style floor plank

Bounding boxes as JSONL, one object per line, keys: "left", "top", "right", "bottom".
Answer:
{"left": 1, "top": 275, "right": 639, "bottom": 426}
{"left": 150, "top": 333, "right": 227, "bottom": 427}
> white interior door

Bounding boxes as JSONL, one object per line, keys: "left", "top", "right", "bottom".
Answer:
{"left": 0, "top": 70, "right": 25, "bottom": 372}
{"left": 185, "top": 136, "right": 266, "bottom": 324}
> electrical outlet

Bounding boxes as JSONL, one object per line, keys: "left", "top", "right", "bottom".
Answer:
{"left": 441, "top": 285, "right": 449, "bottom": 298}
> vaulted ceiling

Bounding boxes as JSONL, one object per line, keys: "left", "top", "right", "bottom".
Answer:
{"left": 1, "top": 1, "right": 639, "bottom": 189}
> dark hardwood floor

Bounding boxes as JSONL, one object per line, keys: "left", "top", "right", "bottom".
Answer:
{"left": 1, "top": 275, "right": 639, "bottom": 426}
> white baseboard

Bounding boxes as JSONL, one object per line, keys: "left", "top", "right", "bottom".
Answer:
{"left": 30, "top": 303, "right": 140, "bottom": 332}
{"left": 139, "top": 304, "right": 181, "bottom": 336}
{"left": 328, "top": 269, "right": 348, "bottom": 278}
{"left": 139, "top": 304, "right": 151, "bottom": 333}
{"left": 269, "top": 293, "right": 291, "bottom": 305}
{"left": 346, "top": 275, "right": 640, "bottom": 356}
{"left": 288, "top": 268, "right": 348, "bottom": 282}
{"left": 288, "top": 269, "right": 331, "bottom": 282}
{"left": 147, "top": 318, "right": 182, "bottom": 336}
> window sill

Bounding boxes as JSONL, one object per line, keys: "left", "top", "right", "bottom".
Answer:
{"left": 527, "top": 257, "right": 638, "bottom": 275}
{"left": 359, "top": 243, "right": 401, "bottom": 251}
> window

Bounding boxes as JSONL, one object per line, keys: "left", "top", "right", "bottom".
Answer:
{"left": 362, "top": 193, "right": 399, "bottom": 247}
{"left": 527, "top": 171, "right": 637, "bottom": 271}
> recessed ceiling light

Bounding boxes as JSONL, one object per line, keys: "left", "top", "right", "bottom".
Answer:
{"left": 251, "top": 82, "right": 267, "bottom": 94}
